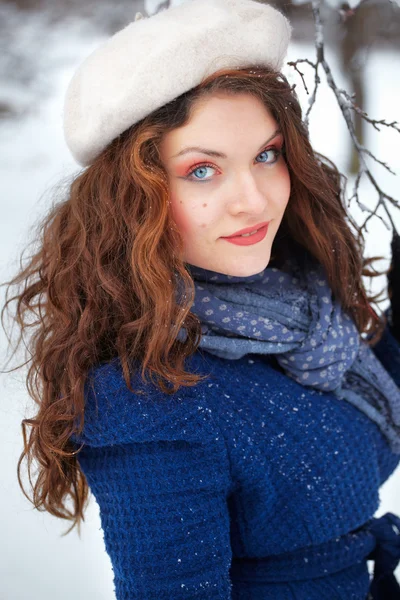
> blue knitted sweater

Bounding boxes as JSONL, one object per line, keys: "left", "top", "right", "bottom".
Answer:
{"left": 72, "top": 324, "right": 400, "bottom": 600}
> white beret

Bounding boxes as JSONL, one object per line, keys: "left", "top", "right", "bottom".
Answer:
{"left": 63, "top": 0, "right": 292, "bottom": 167}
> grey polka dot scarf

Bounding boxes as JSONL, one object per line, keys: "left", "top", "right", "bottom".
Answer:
{"left": 177, "top": 257, "right": 400, "bottom": 454}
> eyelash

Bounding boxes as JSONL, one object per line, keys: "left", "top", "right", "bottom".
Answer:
{"left": 184, "top": 146, "right": 283, "bottom": 182}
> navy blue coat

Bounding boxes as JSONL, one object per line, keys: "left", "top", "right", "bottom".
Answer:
{"left": 71, "top": 322, "right": 400, "bottom": 599}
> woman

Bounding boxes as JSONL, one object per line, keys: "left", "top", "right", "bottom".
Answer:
{"left": 2, "top": 0, "right": 400, "bottom": 598}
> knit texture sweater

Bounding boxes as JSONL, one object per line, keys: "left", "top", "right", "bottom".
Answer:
{"left": 71, "top": 323, "right": 400, "bottom": 600}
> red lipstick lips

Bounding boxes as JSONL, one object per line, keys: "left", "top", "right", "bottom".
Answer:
{"left": 221, "top": 221, "right": 270, "bottom": 246}
{"left": 222, "top": 221, "right": 271, "bottom": 238}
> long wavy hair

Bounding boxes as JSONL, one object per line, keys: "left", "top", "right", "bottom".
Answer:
{"left": 1, "top": 65, "right": 390, "bottom": 535}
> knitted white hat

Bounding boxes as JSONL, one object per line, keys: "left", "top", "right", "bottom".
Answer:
{"left": 63, "top": 0, "right": 292, "bottom": 167}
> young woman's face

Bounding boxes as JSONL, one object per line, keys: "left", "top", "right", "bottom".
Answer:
{"left": 159, "top": 92, "right": 291, "bottom": 277}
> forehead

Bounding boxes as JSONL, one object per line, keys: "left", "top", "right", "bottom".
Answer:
{"left": 187, "top": 91, "right": 275, "bottom": 129}
{"left": 160, "top": 92, "right": 278, "bottom": 153}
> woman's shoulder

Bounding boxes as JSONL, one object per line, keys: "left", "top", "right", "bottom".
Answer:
{"left": 70, "top": 351, "right": 225, "bottom": 448}
{"left": 370, "top": 313, "right": 400, "bottom": 388}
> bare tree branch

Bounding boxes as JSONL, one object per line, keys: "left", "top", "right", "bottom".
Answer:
{"left": 288, "top": 0, "right": 400, "bottom": 237}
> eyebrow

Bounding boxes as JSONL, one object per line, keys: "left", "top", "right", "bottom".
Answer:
{"left": 171, "top": 128, "right": 283, "bottom": 159}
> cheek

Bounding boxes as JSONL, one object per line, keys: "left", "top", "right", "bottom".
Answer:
{"left": 169, "top": 192, "right": 189, "bottom": 232}
{"left": 283, "top": 177, "right": 291, "bottom": 206}
{"left": 276, "top": 165, "right": 291, "bottom": 206}
{"left": 169, "top": 192, "right": 208, "bottom": 236}
{"left": 169, "top": 187, "right": 218, "bottom": 235}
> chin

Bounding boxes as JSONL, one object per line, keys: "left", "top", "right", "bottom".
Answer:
{"left": 222, "top": 255, "right": 271, "bottom": 278}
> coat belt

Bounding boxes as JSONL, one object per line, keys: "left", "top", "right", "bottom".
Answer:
{"left": 229, "top": 512, "right": 400, "bottom": 597}
{"left": 366, "top": 512, "right": 400, "bottom": 599}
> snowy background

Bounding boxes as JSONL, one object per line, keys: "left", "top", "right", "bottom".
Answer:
{"left": 0, "top": 1, "right": 399, "bottom": 598}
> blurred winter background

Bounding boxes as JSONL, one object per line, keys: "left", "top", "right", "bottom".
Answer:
{"left": 0, "top": 0, "right": 399, "bottom": 598}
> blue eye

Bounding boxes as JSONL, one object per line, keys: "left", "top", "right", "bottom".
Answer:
{"left": 190, "top": 165, "right": 215, "bottom": 180}
{"left": 256, "top": 148, "right": 281, "bottom": 163}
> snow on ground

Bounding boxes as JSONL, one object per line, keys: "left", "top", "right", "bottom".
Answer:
{"left": 0, "top": 7, "right": 399, "bottom": 600}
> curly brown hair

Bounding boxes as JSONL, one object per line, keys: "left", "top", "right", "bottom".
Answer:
{"left": 0, "top": 65, "right": 390, "bottom": 535}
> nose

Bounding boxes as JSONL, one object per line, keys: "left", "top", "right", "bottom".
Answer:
{"left": 230, "top": 170, "right": 268, "bottom": 214}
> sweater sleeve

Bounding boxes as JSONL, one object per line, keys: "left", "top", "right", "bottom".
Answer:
{"left": 371, "top": 309, "right": 400, "bottom": 389}
{"left": 73, "top": 361, "right": 234, "bottom": 600}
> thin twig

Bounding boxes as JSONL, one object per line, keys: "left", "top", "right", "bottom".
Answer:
{"left": 288, "top": 0, "right": 400, "bottom": 237}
